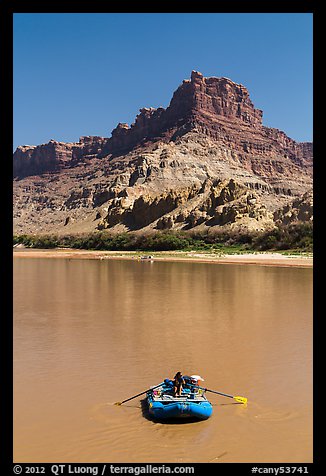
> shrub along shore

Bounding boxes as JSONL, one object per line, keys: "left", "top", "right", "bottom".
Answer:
{"left": 13, "top": 223, "right": 313, "bottom": 254}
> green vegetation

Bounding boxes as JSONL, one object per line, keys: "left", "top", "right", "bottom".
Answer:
{"left": 13, "top": 223, "right": 313, "bottom": 254}
{"left": 251, "top": 223, "right": 313, "bottom": 252}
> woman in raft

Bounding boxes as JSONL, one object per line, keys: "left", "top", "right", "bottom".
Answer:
{"left": 173, "top": 371, "right": 185, "bottom": 397}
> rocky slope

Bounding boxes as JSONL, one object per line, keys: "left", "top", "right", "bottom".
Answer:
{"left": 13, "top": 71, "right": 313, "bottom": 235}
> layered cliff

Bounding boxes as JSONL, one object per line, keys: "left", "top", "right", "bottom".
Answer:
{"left": 13, "top": 71, "right": 313, "bottom": 235}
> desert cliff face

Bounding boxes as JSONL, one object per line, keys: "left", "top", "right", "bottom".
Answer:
{"left": 13, "top": 71, "right": 313, "bottom": 235}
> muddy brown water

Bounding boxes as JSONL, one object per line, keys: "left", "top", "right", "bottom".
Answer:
{"left": 13, "top": 257, "right": 313, "bottom": 463}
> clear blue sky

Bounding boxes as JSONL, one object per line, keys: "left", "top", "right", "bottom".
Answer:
{"left": 13, "top": 13, "right": 313, "bottom": 150}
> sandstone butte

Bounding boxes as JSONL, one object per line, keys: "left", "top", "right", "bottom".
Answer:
{"left": 13, "top": 71, "right": 313, "bottom": 235}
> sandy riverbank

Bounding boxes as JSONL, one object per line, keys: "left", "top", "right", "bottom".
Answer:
{"left": 13, "top": 247, "right": 313, "bottom": 267}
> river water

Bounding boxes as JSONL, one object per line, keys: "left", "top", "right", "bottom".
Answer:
{"left": 13, "top": 256, "right": 313, "bottom": 463}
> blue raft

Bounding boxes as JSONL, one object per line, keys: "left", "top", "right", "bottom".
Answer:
{"left": 146, "top": 379, "right": 213, "bottom": 421}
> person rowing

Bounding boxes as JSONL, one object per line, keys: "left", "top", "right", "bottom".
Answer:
{"left": 173, "top": 371, "right": 185, "bottom": 397}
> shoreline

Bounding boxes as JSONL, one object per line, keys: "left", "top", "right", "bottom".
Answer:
{"left": 13, "top": 248, "right": 313, "bottom": 268}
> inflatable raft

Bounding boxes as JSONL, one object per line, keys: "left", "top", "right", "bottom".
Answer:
{"left": 146, "top": 378, "right": 213, "bottom": 420}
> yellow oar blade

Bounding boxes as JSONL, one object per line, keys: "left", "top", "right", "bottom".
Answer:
{"left": 114, "top": 402, "right": 122, "bottom": 406}
{"left": 234, "top": 396, "right": 247, "bottom": 404}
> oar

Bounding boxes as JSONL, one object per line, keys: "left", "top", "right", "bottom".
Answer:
{"left": 196, "top": 385, "right": 247, "bottom": 404}
{"left": 114, "top": 382, "right": 164, "bottom": 405}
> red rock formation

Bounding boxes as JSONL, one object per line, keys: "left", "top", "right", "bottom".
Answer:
{"left": 175, "top": 70, "right": 263, "bottom": 126}
{"left": 13, "top": 136, "right": 107, "bottom": 177}
{"left": 13, "top": 140, "right": 74, "bottom": 178}
{"left": 104, "top": 70, "right": 264, "bottom": 155}
{"left": 13, "top": 71, "right": 312, "bottom": 178}
{"left": 71, "top": 136, "right": 108, "bottom": 162}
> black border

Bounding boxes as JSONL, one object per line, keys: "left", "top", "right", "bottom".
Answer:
{"left": 1, "top": 1, "right": 14, "bottom": 474}
{"left": 2, "top": 1, "right": 320, "bottom": 474}
{"left": 0, "top": 1, "right": 317, "bottom": 14}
